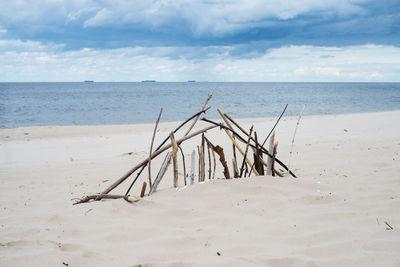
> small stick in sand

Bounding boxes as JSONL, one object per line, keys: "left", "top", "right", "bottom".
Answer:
{"left": 148, "top": 108, "right": 163, "bottom": 188}
{"left": 288, "top": 104, "right": 306, "bottom": 172}
{"left": 267, "top": 132, "right": 275, "bottom": 176}
{"left": 207, "top": 141, "right": 212, "bottom": 180}
{"left": 178, "top": 146, "right": 187, "bottom": 186}
{"left": 213, "top": 145, "right": 230, "bottom": 179}
{"left": 240, "top": 125, "right": 253, "bottom": 177}
{"left": 190, "top": 150, "right": 196, "bottom": 184}
{"left": 140, "top": 181, "right": 147, "bottom": 198}
{"left": 73, "top": 194, "right": 134, "bottom": 205}
{"left": 149, "top": 152, "right": 172, "bottom": 195}
{"left": 170, "top": 132, "right": 179, "bottom": 188}
{"left": 272, "top": 143, "right": 278, "bottom": 177}
{"left": 184, "top": 90, "right": 214, "bottom": 136}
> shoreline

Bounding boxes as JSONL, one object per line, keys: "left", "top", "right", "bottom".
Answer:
{"left": 2, "top": 109, "right": 399, "bottom": 140}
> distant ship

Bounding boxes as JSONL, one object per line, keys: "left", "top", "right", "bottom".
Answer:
{"left": 187, "top": 80, "right": 196, "bottom": 82}
{"left": 84, "top": 80, "right": 94, "bottom": 83}
{"left": 141, "top": 80, "right": 156, "bottom": 82}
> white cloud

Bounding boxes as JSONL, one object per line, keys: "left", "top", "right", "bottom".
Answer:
{"left": 0, "top": 40, "right": 399, "bottom": 82}
{"left": 0, "top": 0, "right": 371, "bottom": 36}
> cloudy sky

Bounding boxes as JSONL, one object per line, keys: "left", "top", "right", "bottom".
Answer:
{"left": 0, "top": 0, "right": 399, "bottom": 82}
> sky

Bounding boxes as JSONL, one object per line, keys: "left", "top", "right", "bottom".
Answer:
{"left": 0, "top": 0, "right": 399, "bottom": 82}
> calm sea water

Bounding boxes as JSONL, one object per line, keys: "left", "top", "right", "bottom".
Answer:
{"left": 0, "top": 82, "right": 399, "bottom": 128}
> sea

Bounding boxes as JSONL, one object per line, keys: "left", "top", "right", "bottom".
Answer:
{"left": 0, "top": 82, "right": 399, "bottom": 128}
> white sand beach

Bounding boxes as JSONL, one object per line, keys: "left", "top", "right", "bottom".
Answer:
{"left": 1, "top": 111, "right": 399, "bottom": 266}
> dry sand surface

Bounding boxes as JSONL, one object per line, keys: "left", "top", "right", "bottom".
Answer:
{"left": 1, "top": 111, "right": 400, "bottom": 266}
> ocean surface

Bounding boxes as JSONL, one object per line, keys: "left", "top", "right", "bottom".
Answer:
{"left": 1, "top": 82, "right": 399, "bottom": 128}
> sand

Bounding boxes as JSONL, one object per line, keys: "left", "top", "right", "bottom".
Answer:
{"left": 1, "top": 111, "right": 399, "bottom": 266}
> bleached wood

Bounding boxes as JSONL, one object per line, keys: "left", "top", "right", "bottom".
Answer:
{"left": 170, "top": 132, "right": 179, "bottom": 188}
{"left": 190, "top": 150, "right": 196, "bottom": 184}
{"left": 267, "top": 132, "right": 275, "bottom": 176}
{"left": 149, "top": 152, "right": 172, "bottom": 195}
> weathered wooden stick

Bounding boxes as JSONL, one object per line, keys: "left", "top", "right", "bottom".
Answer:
{"left": 184, "top": 90, "right": 214, "bottom": 136}
{"left": 73, "top": 194, "right": 133, "bottom": 205}
{"left": 178, "top": 146, "right": 187, "bottom": 186}
{"left": 140, "top": 181, "right": 147, "bottom": 197}
{"left": 197, "top": 146, "right": 201, "bottom": 182}
{"left": 203, "top": 136, "right": 217, "bottom": 179}
{"left": 190, "top": 150, "right": 195, "bottom": 184}
{"left": 240, "top": 125, "right": 253, "bottom": 177}
{"left": 274, "top": 168, "right": 284, "bottom": 177}
{"left": 170, "top": 132, "right": 179, "bottom": 188}
{"left": 101, "top": 125, "right": 217, "bottom": 196}
{"left": 125, "top": 107, "right": 211, "bottom": 196}
{"left": 148, "top": 108, "right": 163, "bottom": 188}
{"left": 213, "top": 145, "right": 230, "bottom": 179}
{"left": 200, "top": 134, "right": 205, "bottom": 181}
{"left": 267, "top": 132, "right": 275, "bottom": 176}
{"left": 232, "top": 159, "right": 239, "bottom": 178}
{"left": 216, "top": 110, "right": 259, "bottom": 176}
{"left": 149, "top": 152, "right": 172, "bottom": 195}
{"left": 255, "top": 132, "right": 264, "bottom": 175}
{"left": 207, "top": 143, "right": 212, "bottom": 180}
{"left": 272, "top": 142, "right": 278, "bottom": 177}
{"left": 201, "top": 118, "right": 296, "bottom": 178}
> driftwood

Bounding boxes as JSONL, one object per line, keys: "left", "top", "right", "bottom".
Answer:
{"left": 178, "top": 146, "right": 187, "bottom": 186}
{"left": 190, "top": 150, "right": 195, "bottom": 184}
{"left": 240, "top": 125, "right": 253, "bottom": 177}
{"left": 140, "top": 181, "right": 147, "bottom": 197}
{"left": 201, "top": 118, "right": 296, "bottom": 178}
{"left": 73, "top": 194, "right": 134, "bottom": 205}
{"left": 149, "top": 152, "right": 172, "bottom": 195}
{"left": 184, "top": 91, "right": 214, "bottom": 136}
{"left": 170, "top": 132, "right": 179, "bottom": 188}
{"left": 207, "top": 142, "right": 212, "bottom": 180}
{"left": 254, "top": 131, "right": 264, "bottom": 175}
{"left": 99, "top": 124, "right": 217, "bottom": 196}
{"left": 213, "top": 145, "right": 230, "bottom": 179}
{"left": 232, "top": 159, "right": 239, "bottom": 178}
{"left": 266, "top": 132, "right": 275, "bottom": 176}
{"left": 272, "top": 143, "right": 278, "bottom": 177}
{"left": 199, "top": 134, "right": 206, "bottom": 181}
{"left": 125, "top": 107, "right": 211, "bottom": 195}
{"left": 217, "top": 109, "right": 259, "bottom": 176}
{"left": 204, "top": 136, "right": 217, "bottom": 180}
{"left": 148, "top": 108, "right": 163, "bottom": 188}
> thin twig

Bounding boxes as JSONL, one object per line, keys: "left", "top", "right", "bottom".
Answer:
{"left": 240, "top": 126, "right": 253, "bottom": 177}
{"left": 148, "top": 108, "right": 163, "bottom": 188}
{"left": 73, "top": 194, "right": 134, "bottom": 205}
{"left": 178, "top": 146, "right": 187, "bottom": 185}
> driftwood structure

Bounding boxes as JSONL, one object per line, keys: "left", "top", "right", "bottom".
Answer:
{"left": 74, "top": 92, "right": 298, "bottom": 205}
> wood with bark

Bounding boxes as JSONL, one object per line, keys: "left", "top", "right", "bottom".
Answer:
{"left": 125, "top": 107, "right": 211, "bottom": 196}
{"left": 213, "top": 145, "right": 230, "bottom": 179}
{"left": 267, "top": 132, "right": 275, "bottom": 176}
{"left": 178, "top": 146, "right": 187, "bottom": 185}
{"left": 149, "top": 152, "right": 172, "bottom": 195}
{"left": 170, "top": 132, "right": 179, "bottom": 188}
{"left": 140, "top": 181, "right": 147, "bottom": 197}
{"left": 148, "top": 108, "right": 163, "bottom": 188}
{"left": 100, "top": 124, "right": 217, "bottom": 196}
{"left": 272, "top": 142, "right": 278, "bottom": 177}
{"left": 207, "top": 142, "right": 212, "bottom": 180}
